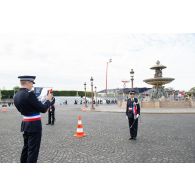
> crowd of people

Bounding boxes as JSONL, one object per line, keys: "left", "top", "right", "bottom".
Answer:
{"left": 60, "top": 98, "right": 118, "bottom": 105}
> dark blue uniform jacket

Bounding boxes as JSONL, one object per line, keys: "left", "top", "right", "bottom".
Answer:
{"left": 126, "top": 97, "right": 140, "bottom": 118}
{"left": 14, "top": 88, "right": 51, "bottom": 133}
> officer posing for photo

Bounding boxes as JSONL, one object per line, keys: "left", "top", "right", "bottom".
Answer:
{"left": 126, "top": 90, "right": 140, "bottom": 140}
{"left": 14, "top": 76, "right": 53, "bottom": 163}
{"left": 46, "top": 90, "right": 55, "bottom": 125}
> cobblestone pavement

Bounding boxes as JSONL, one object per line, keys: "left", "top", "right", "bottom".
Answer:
{"left": 0, "top": 106, "right": 194, "bottom": 163}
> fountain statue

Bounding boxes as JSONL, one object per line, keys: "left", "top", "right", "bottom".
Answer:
{"left": 143, "top": 60, "right": 175, "bottom": 99}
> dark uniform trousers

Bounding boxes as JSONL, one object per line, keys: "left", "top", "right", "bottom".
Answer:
{"left": 128, "top": 117, "right": 138, "bottom": 138}
{"left": 48, "top": 109, "right": 55, "bottom": 124}
{"left": 21, "top": 131, "right": 42, "bottom": 163}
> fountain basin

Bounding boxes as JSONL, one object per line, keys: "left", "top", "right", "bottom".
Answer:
{"left": 144, "top": 77, "right": 175, "bottom": 86}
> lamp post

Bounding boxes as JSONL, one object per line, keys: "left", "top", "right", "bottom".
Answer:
{"left": 106, "top": 59, "right": 112, "bottom": 95}
{"left": 90, "top": 77, "right": 95, "bottom": 110}
{"left": 84, "top": 82, "right": 87, "bottom": 108}
{"left": 95, "top": 86, "right": 98, "bottom": 106}
{"left": 130, "top": 69, "right": 134, "bottom": 89}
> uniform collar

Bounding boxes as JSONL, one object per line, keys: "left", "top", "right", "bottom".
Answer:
{"left": 20, "top": 88, "right": 28, "bottom": 90}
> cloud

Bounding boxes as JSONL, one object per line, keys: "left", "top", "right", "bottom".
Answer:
{"left": 0, "top": 34, "right": 195, "bottom": 91}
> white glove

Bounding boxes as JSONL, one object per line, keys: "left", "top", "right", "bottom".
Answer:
{"left": 136, "top": 114, "right": 139, "bottom": 119}
{"left": 126, "top": 116, "right": 128, "bottom": 120}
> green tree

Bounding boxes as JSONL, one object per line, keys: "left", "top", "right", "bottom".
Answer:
{"left": 189, "top": 87, "right": 195, "bottom": 98}
{"left": 190, "top": 87, "right": 195, "bottom": 92}
{"left": 0, "top": 89, "right": 2, "bottom": 101}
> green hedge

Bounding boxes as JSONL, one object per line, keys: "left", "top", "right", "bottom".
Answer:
{"left": 0, "top": 90, "right": 92, "bottom": 99}
{"left": 0, "top": 90, "right": 15, "bottom": 99}
{"left": 53, "top": 90, "right": 92, "bottom": 97}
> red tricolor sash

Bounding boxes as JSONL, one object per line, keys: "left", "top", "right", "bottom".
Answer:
{"left": 23, "top": 114, "right": 41, "bottom": 122}
{"left": 133, "top": 102, "right": 137, "bottom": 115}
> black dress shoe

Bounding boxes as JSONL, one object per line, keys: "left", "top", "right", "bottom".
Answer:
{"left": 132, "top": 137, "right": 136, "bottom": 140}
{"left": 129, "top": 138, "right": 133, "bottom": 140}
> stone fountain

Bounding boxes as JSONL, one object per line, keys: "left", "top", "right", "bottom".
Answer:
{"left": 143, "top": 60, "right": 175, "bottom": 99}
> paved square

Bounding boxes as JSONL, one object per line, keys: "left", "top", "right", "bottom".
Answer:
{"left": 0, "top": 106, "right": 194, "bottom": 163}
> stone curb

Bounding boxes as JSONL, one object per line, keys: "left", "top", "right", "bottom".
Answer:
{"left": 88, "top": 110, "right": 195, "bottom": 114}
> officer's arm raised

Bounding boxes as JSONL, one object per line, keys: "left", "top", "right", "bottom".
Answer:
{"left": 28, "top": 92, "right": 51, "bottom": 113}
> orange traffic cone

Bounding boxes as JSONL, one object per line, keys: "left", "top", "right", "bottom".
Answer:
{"left": 74, "top": 115, "right": 86, "bottom": 138}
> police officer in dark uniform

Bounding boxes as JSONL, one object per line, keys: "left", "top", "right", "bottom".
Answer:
{"left": 14, "top": 76, "right": 53, "bottom": 163}
{"left": 46, "top": 89, "right": 55, "bottom": 125}
{"left": 126, "top": 90, "right": 140, "bottom": 140}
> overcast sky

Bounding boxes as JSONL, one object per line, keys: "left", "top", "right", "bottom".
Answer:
{"left": 0, "top": 33, "right": 194, "bottom": 91}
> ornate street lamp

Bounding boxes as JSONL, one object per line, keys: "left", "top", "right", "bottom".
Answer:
{"left": 130, "top": 68, "right": 134, "bottom": 89}
{"left": 95, "top": 86, "right": 98, "bottom": 106}
{"left": 84, "top": 82, "right": 87, "bottom": 108}
{"left": 106, "top": 59, "right": 112, "bottom": 95}
{"left": 90, "top": 76, "right": 95, "bottom": 110}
